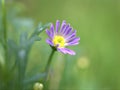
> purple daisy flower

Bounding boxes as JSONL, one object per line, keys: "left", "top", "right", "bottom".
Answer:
{"left": 46, "top": 20, "right": 80, "bottom": 55}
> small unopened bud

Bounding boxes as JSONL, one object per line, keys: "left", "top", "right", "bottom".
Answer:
{"left": 33, "top": 82, "right": 43, "bottom": 90}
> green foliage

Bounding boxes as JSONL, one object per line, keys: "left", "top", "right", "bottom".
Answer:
{"left": 0, "top": 1, "right": 50, "bottom": 89}
{"left": 0, "top": 23, "right": 50, "bottom": 90}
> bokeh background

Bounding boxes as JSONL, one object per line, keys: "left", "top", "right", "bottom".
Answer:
{"left": 0, "top": 0, "right": 120, "bottom": 90}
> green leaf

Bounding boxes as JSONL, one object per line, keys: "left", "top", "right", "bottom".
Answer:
{"left": 37, "top": 23, "right": 51, "bottom": 34}
{"left": 8, "top": 39, "right": 18, "bottom": 52}
{"left": 31, "top": 22, "right": 51, "bottom": 38}
{"left": 19, "top": 32, "right": 28, "bottom": 47}
{"left": 24, "top": 73, "right": 46, "bottom": 85}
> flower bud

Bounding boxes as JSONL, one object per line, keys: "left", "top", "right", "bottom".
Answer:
{"left": 33, "top": 82, "right": 43, "bottom": 90}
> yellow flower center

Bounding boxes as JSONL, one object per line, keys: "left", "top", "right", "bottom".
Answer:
{"left": 53, "top": 35, "right": 65, "bottom": 47}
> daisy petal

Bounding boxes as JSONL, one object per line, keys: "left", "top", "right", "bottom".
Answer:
{"left": 50, "top": 24, "right": 54, "bottom": 35}
{"left": 46, "top": 39, "right": 54, "bottom": 46}
{"left": 60, "top": 20, "right": 66, "bottom": 33}
{"left": 62, "top": 24, "right": 70, "bottom": 34}
{"left": 66, "top": 30, "right": 76, "bottom": 40}
{"left": 66, "top": 42, "right": 79, "bottom": 46}
{"left": 67, "top": 37, "right": 80, "bottom": 43}
{"left": 57, "top": 48, "right": 76, "bottom": 55}
{"left": 46, "top": 29, "right": 54, "bottom": 39}
{"left": 64, "top": 27, "right": 72, "bottom": 36}
{"left": 56, "top": 20, "right": 60, "bottom": 33}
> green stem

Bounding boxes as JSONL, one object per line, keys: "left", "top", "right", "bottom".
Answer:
{"left": 2, "top": 0, "right": 8, "bottom": 89}
{"left": 45, "top": 49, "right": 55, "bottom": 72}
{"left": 2, "top": 0, "right": 7, "bottom": 62}
{"left": 44, "top": 49, "right": 55, "bottom": 82}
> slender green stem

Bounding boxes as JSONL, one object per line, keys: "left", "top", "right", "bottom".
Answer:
{"left": 2, "top": 0, "right": 7, "bottom": 62}
{"left": 2, "top": 0, "right": 8, "bottom": 89}
{"left": 45, "top": 49, "right": 55, "bottom": 72}
{"left": 44, "top": 49, "right": 55, "bottom": 82}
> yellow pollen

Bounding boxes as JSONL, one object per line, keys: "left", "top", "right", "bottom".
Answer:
{"left": 53, "top": 35, "right": 65, "bottom": 47}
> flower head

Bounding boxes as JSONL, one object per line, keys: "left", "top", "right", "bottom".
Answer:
{"left": 46, "top": 20, "right": 80, "bottom": 55}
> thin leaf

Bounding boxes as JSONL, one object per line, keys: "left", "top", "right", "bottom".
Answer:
{"left": 19, "top": 32, "right": 28, "bottom": 47}
{"left": 31, "top": 22, "right": 50, "bottom": 38}
{"left": 24, "top": 73, "right": 46, "bottom": 85}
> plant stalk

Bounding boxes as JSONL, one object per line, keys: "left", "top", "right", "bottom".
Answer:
{"left": 44, "top": 49, "right": 55, "bottom": 82}
{"left": 2, "top": 0, "right": 7, "bottom": 62}
{"left": 45, "top": 49, "right": 55, "bottom": 72}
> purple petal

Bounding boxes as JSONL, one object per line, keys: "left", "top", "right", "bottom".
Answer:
{"left": 66, "top": 42, "right": 79, "bottom": 46}
{"left": 63, "top": 27, "right": 72, "bottom": 36}
{"left": 50, "top": 24, "right": 55, "bottom": 36}
{"left": 56, "top": 20, "right": 60, "bottom": 33}
{"left": 59, "top": 20, "right": 66, "bottom": 33}
{"left": 57, "top": 48, "right": 76, "bottom": 55}
{"left": 46, "top": 39, "right": 54, "bottom": 46}
{"left": 66, "top": 35, "right": 76, "bottom": 42}
{"left": 67, "top": 37, "right": 80, "bottom": 43}
{"left": 66, "top": 30, "right": 76, "bottom": 40}
{"left": 62, "top": 24, "right": 70, "bottom": 35}
{"left": 46, "top": 29, "right": 54, "bottom": 39}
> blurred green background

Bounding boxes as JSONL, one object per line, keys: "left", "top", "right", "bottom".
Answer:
{"left": 0, "top": 0, "right": 120, "bottom": 90}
